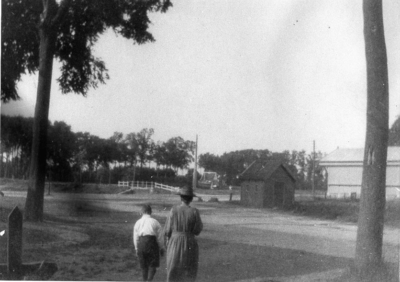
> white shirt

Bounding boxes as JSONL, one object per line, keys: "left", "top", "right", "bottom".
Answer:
{"left": 133, "top": 214, "right": 164, "bottom": 250}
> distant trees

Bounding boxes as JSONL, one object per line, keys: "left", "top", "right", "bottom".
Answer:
{"left": 0, "top": 115, "right": 195, "bottom": 184}
{"left": 2, "top": 114, "right": 327, "bottom": 191}
{"left": 198, "top": 149, "right": 326, "bottom": 189}
{"left": 163, "top": 137, "right": 195, "bottom": 172}
{"left": 0, "top": 115, "right": 33, "bottom": 179}
{"left": 136, "top": 128, "right": 155, "bottom": 169}
{"left": 47, "top": 121, "right": 76, "bottom": 181}
{"left": 388, "top": 116, "right": 400, "bottom": 146}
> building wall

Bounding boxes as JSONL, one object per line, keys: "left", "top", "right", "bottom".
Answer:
{"left": 269, "top": 167, "right": 295, "bottom": 208}
{"left": 326, "top": 165, "right": 400, "bottom": 199}
{"left": 263, "top": 180, "right": 274, "bottom": 207}
{"left": 240, "top": 167, "right": 295, "bottom": 208}
{"left": 240, "top": 181, "right": 265, "bottom": 208}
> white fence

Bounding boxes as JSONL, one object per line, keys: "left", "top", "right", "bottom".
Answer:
{"left": 154, "top": 182, "right": 179, "bottom": 193}
{"left": 118, "top": 181, "right": 179, "bottom": 193}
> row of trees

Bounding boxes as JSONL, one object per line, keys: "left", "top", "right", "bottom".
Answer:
{"left": 1, "top": 115, "right": 195, "bottom": 183}
{"left": 199, "top": 149, "right": 326, "bottom": 189}
{"left": 3, "top": 114, "right": 399, "bottom": 187}
{"left": 1, "top": 114, "right": 326, "bottom": 190}
{"left": 197, "top": 115, "right": 400, "bottom": 189}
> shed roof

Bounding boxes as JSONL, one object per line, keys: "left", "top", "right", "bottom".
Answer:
{"left": 239, "top": 159, "right": 296, "bottom": 182}
{"left": 320, "top": 146, "right": 400, "bottom": 166}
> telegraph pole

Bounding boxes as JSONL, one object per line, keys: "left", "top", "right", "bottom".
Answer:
{"left": 312, "top": 140, "right": 315, "bottom": 197}
{"left": 192, "top": 135, "right": 198, "bottom": 190}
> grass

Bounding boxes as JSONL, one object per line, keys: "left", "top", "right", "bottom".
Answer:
{"left": 2, "top": 178, "right": 400, "bottom": 226}
{"left": 0, "top": 190, "right": 143, "bottom": 280}
{"left": 0, "top": 178, "right": 238, "bottom": 195}
{"left": 332, "top": 262, "right": 399, "bottom": 282}
{"left": 292, "top": 198, "right": 359, "bottom": 222}
{"left": 292, "top": 197, "right": 400, "bottom": 227}
{"left": 1, "top": 178, "right": 400, "bottom": 281}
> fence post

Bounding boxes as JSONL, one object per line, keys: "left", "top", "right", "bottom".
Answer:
{"left": 8, "top": 206, "right": 23, "bottom": 278}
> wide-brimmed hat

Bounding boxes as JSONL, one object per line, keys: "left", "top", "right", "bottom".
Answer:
{"left": 175, "top": 186, "right": 196, "bottom": 197}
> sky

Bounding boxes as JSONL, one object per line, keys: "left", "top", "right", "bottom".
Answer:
{"left": 2, "top": 0, "right": 400, "bottom": 157}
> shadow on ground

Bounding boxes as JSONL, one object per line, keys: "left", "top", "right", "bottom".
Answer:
{"left": 196, "top": 238, "right": 352, "bottom": 282}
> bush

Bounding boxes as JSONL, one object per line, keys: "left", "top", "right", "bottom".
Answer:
{"left": 292, "top": 199, "right": 359, "bottom": 222}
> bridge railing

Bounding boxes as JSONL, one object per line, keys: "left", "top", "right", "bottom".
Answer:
{"left": 154, "top": 182, "right": 179, "bottom": 193}
{"left": 117, "top": 181, "right": 179, "bottom": 193}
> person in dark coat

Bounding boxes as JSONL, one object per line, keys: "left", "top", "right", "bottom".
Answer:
{"left": 164, "top": 186, "right": 203, "bottom": 282}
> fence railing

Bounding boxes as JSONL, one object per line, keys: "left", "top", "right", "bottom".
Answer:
{"left": 155, "top": 182, "right": 179, "bottom": 193}
{"left": 118, "top": 181, "right": 179, "bottom": 193}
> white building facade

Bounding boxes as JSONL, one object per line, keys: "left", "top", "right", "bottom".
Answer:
{"left": 320, "top": 147, "right": 400, "bottom": 199}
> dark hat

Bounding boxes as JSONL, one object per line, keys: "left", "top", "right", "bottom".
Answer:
{"left": 175, "top": 186, "right": 196, "bottom": 197}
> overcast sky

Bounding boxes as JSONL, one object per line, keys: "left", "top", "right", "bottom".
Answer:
{"left": 2, "top": 0, "right": 400, "bottom": 157}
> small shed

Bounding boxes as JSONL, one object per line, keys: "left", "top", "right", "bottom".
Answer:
{"left": 239, "top": 159, "right": 296, "bottom": 209}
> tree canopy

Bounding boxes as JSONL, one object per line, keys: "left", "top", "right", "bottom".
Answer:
{"left": 198, "top": 149, "right": 326, "bottom": 189}
{"left": 1, "top": 0, "right": 172, "bottom": 102}
{"left": 2, "top": 0, "right": 172, "bottom": 221}
{"left": 388, "top": 116, "right": 400, "bottom": 146}
{"left": 0, "top": 115, "right": 196, "bottom": 182}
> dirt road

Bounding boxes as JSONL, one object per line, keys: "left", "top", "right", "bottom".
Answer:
{"left": 51, "top": 192, "right": 400, "bottom": 280}
{"left": 2, "top": 191, "right": 399, "bottom": 281}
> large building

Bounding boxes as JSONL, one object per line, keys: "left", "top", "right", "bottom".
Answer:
{"left": 239, "top": 159, "right": 296, "bottom": 208}
{"left": 319, "top": 147, "right": 400, "bottom": 199}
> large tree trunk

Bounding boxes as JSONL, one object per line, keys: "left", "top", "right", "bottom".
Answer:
{"left": 355, "top": 0, "right": 389, "bottom": 276}
{"left": 24, "top": 7, "right": 57, "bottom": 221}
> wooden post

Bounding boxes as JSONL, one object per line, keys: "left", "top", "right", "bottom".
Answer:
{"left": 8, "top": 206, "right": 23, "bottom": 277}
{"left": 192, "top": 135, "right": 198, "bottom": 190}
{"left": 229, "top": 193, "right": 233, "bottom": 202}
{"left": 312, "top": 140, "right": 315, "bottom": 198}
{"left": 0, "top": 206, "right": 59, "bottom": 279}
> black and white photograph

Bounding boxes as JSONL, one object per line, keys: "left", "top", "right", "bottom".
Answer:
{"left": 1, "top": 0, "right": 400, "bottom": 281}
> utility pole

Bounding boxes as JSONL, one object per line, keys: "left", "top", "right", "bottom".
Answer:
{"left": 312, "top": 140, "right": 315, "bottom": 197}
{"left": 192, "top": 135, "right": 198, "bottom": 190}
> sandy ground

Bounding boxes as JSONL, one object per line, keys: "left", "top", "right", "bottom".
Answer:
{"left": 0, "top": 191, "right": 399, "bottom": 281}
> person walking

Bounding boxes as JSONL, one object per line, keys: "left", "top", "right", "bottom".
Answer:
{"left": 133, "top": 204, "right": 165, "bottom": 281}
{"left": 164, "top": 186, "right": 203, "bottom": 282}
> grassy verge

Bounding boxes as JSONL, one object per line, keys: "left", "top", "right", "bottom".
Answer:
{"left": 2, "top": 179, "right": 400, "bottom": 227}
{"left": 292, "top": 197, "right": 400, "bottom": 227}
{"left": 332, "top": 263, "right": 399, "bottom": 282}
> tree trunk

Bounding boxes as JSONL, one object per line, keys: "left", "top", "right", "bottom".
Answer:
{"left": 5, "top": 152, "right": 9, "bottom": 178}
{"left": 24, "top": 12, "right": 57, "bottom": 221}
{"left": 355, "top": 0, "right": 389, "bottom": 276}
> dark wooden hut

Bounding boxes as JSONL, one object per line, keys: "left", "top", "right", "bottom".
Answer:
{"left": 239, "top": 159, "right": 296, "bottom": 208}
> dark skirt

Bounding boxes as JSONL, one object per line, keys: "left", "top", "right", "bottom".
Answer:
{"left": 137, "top": 235, "right": 160, "bottom": 269}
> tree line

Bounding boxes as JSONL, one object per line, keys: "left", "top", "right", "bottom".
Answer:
{"left": 199, "top": 149, "right": 326, "bottom": 190}
{"left": 1, "top": 114, "right": 328, "bottom": 190}
{"left": 3, "top": 114, "right": 399, "bottom": 188}
{"left": 1, "top": 114, "right": 195, "bottom": 184}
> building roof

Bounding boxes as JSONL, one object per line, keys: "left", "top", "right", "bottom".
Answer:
{"left": 239, "top": 159, "right": 296, "bottom": 182}
{"left": 320, "top": 146, "right": 400, "bottom": 166}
